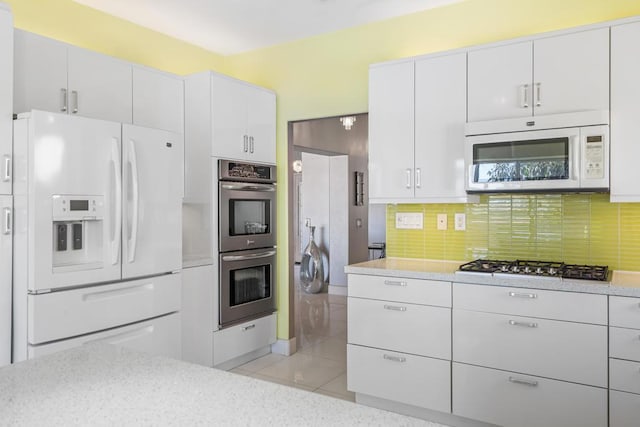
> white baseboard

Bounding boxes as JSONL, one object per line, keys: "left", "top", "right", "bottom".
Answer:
{"left": 328, "top": 284, "right": 347, "bottom": 296}
{"left": 271, "top": 337, "right": 297, "bottom": 356}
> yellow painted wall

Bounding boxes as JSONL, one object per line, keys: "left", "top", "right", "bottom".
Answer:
{"left": 7, "top": 0, "right": 640, "bottom": 340}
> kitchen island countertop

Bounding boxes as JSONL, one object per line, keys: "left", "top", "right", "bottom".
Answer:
{"left": 0, "top": 344, "right": 438, "bottom": 426}
{"left": 345, "top": 258, "right": 640, "bottom": 298}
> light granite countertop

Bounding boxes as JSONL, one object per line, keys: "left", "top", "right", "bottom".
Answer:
{"left": 0, "top": 344, "right": 441, "bottom": 426}
{"left": 345, "top": 258, "right": 640, "bottom": 298}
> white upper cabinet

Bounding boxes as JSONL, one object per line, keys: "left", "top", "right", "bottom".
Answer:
{"left": 468, "top": 28, "right": 609, "bottom": 122}
{"left": 369, "top": 56, "right": 477, "bottom": 203}
{"left": 0, "top": 6, "right": 12, "bottom": 196}
{"left": 132, "top": 66, "right": 184, "bottom": 134}
{"left": 611, "top": 21, "right": 640, "bottom": 202}
{"left": 210, "top": 74, "right": 276, "bottom": 164}
{"left": 14, "top": 30, "right": 132, "bottom": 124}
{"left": 368, "top": 61, "right": 414, "bottom": 201}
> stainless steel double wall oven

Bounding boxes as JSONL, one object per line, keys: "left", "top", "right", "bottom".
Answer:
{"left": 218, "top": 160, "right": 277, "bottom": 328}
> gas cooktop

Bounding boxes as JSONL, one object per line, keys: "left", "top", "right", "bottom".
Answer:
{"left": 458, "top": 259, "right": 609, "bottom": 282}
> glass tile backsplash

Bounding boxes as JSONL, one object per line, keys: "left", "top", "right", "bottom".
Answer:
{"left": 386, "top": 194, "right": 640, "bottom": 271}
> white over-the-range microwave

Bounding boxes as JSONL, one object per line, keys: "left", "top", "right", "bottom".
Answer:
{"left": 464, "top": 111, "right": 609, "bottom": 193}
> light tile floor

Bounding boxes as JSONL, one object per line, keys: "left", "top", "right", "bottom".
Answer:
{"left": 231, "top": 267, "right": 353, "bottom": 402}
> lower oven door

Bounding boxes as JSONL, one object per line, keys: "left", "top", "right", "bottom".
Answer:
{"left": 219, "top": 248, "right": 277, "bottom": 328}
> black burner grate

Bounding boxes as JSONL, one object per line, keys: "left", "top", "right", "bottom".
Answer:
{"left": 458, "top": 259, "right": 609, "bottom": 282}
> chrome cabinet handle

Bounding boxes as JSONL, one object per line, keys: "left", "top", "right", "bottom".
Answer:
{"left": 242, "top": 324, "right": 256, "bottom": 331}
{"left": 384, "top": 280, "right": 407, "bottom": 287}
{"left": 71, "top": 90, "right": 79, "bottom": 114}
{"left": 509, "top": 376, "right": 538, "bottom": 387}
{"left": 535, "top": 82, "right": 542, "bottom": 107}
{"left": 3, "top": 208, "right": 11, "bottom": 235}
{"left": 384, "top": 304, "right": 407, "bottom": 312}
{"left": 243, "top": 135, "right": 248, "bottom": 152}
{"left": 509, "top": 291, "right": 537, "bottom": 299}
{"left": 405, "top": 168, "right": 412, "bottom": 189}
{"left": 509, "top": 319, "right": 538, "bottom": 328}
{"left": 415, "top": 168, "right": 421, "bottom": 189}
{"left": 2, "top": 155, "right": 10, "bottom": 182}
{"left": 521, "top": 84, "right": 529, "bottom": 108}
{"left": 383, "top": 354, "right": 406, "bottom": 363}
{"left": 249, "top": 136, "right": 254, "bottom": 153}
{"left": 60, "top": 88, "right": 68, "bottom": 112}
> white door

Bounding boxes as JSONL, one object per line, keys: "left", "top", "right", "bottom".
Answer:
{"left": 13, "top": 30, "right": 68, "bottom": 116}
{"left": 246, "top": 87, "right": 276, "bottom": 164}
{"left": 132, "top": 66, "right": 184, "bottom": 134}
{"left": 121, "top": 125, "right": 183, "bottom": 279}
{"left": 415, "top": 53, "right": 467, "bottom": 201}
{"left": 368, "top": 61, "right": 415, "bottom": 200}
{"left": 25, "top": 111, "right": 122, "bottom": 291}
{"left": 468, "top": 41, "right": 533, "bottom": 122}
{"left": 533, "top": 28, "right": 609, "bottom": 116}
{"left": 67, "top": 46, "right": 132, "bottom": 124}
{"left": 0, "top": 195, "right": 11, "bottom": 367}
{"left": 0, "top": 8, "right": 11, "bottom": 196}
{"left": 211, "top": 75, "right": 248, "bottom": 160}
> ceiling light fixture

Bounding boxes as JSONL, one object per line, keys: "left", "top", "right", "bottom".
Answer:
{"left": 340, "top": 116, "right": 356, "bottom": 130}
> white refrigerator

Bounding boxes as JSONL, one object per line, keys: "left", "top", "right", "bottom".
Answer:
{"left": 13, "top": 110, "right": 183, "bottom": 361}
{"left": 0, "top": 3, "right": 13, "bottom": 367}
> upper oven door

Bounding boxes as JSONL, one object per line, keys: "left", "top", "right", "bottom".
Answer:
{"left": 465, "top": 127, "right": 581, "bottom": 193}
{"left": 219, "top": 181, "right": 277, "bottom": 252}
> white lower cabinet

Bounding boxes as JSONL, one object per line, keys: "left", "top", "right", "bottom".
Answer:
{"left": 348, "top": 344, "right": 450, "bottom": 413}
{"left": 29, "top": 312, "right": 181, "bottom": 360}
{"left": 213, "top": 313, "right": 276, "bottom": 368}
{"left": 610, "top": 390, "right": 640, "bottom": 427}
{"left": 453, "top": 362, "right": 607, "bottom": 427}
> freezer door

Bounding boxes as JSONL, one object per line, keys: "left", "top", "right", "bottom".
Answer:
{"left": 0, "top": 195, "right": 11, "bottom": 366}
{"left": 19, "top": 111, "right": 122, "bottom": 291}
{"left": 121, "top": 124, "right": 183, "bottom": 279}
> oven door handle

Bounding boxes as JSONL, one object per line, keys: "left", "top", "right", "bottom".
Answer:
{"left": 221, "top": 183, "right": 276, "bottom": 192}
{"left": 222, "top": 250, "right": 277, "bottom": 262}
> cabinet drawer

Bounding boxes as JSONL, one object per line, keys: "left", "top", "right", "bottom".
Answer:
{"left": 610, "top": 296, "right": 640, "bottom": 329}
{"left": 610, "top": 358, "right": 640, "bottom": 394}
{"left": 453, "top": 309, "right": 607, "bottom": 387}
{"left": 610, "top": 326, "right": 640, "bottom": 362}
{"left": 213, "top": 313, "right": 276, "bottom": 367}
{"left": 348, "top": 297, "right": 450, "bottom": 359}
{"left": 348, "top": 274, "right": 451, "bottom": 307}
{"left": 29, "top": 312, "right": 181, "bottom": 360}
{"left": 453, "top": 283, "right": 607, "bottom": 324}
{"left": 347, "top": 344, "right": 451, "bottom": 413}
{"left": 29, "top": 274, "right": 181, "bottom": 344}
{"left": 610, "top": 390, "right": 640, "bottom": 427}
{"left": 452, "top": 363, "right": 607, "bottom": 427}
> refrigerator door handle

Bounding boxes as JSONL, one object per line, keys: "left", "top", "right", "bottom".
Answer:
{"left": 111, "top": 139, "right": 122, "bottom": 265}
{"left": 127, "top": 139, "right": 140, "bottom": 264}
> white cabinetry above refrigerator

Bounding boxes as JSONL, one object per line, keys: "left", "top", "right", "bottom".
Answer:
{"left": 12, "top": 110, "right": 183, "bottom": 362}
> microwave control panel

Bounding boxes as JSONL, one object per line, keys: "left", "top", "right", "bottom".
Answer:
{"left": 52, "top": 195, "right": 104, "bottom": 221}
{"left": 584, "top": 135, "right": 605, "bottom": 179}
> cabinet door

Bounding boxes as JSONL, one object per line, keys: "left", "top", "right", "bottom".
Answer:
{"left": 534, "top": 28, "right": 609, "bottom": 116}
{"left": 368, "top": 62, "right": 414, "bottom": 200}
{"left": 246, "top": 87, "right": 276, "bottom": 164}
{"left": 67, "top": 46, "right": 132, "bottom": 123}
{"left": 415, "top": 53, "right": 468, "bottom": 201}
{"left": 610, "top": 390, "right": 640, "bottom": 427}
{"left": 611, "top": 22, "right": 640, "bottom": 202}
{"left": 0, "top": 9, "right": 11, "bottom": 196}
{"left": 211, "top": 75, "right": 248, "bottom": 160}
{"left": 468, "top": 41, "right": 532, "bottom": 121}
{"left": 132, "top": 67, "right": 184, "bottom": 134}
{"left": 0, "top": 195, "right": 11, "bottom": 367}
{"left": 13, "top": 30, "right": 68, "bottom": 116}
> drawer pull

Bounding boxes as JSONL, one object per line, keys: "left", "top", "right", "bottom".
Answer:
{"left": 384, "top": 280, "right": 407, "bottom": 287}
{"left": 509, "top": 320, "right": 538, "bottom": 328}
{"left": 508, "top": 291, "right": 537, "bottom": 299}
{"left": 242, "top": 324, "right": 256, "bottom": 331}
{"left": 383, "top": 354, "right": 406, "bottom": 363}
{"left": 384, "top": 305, "right": 407, "bottom": 312}
{"left": 509, "top": 376, "right": 538, "bottom": 387}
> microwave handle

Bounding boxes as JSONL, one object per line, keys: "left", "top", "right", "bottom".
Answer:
{"left": 570, "top": 135, "right": 580, "bottom": 180}
{"left": 221, "top": 182, "right": 276, "bottom": 192}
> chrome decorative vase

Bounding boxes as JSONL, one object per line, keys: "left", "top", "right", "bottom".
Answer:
{"left": 300, "top": 226, "right": 324, "bottom": 294}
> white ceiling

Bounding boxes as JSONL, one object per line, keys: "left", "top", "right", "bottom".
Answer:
{"left": 73, "top": 0, "right": 464, "bottom": 55}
